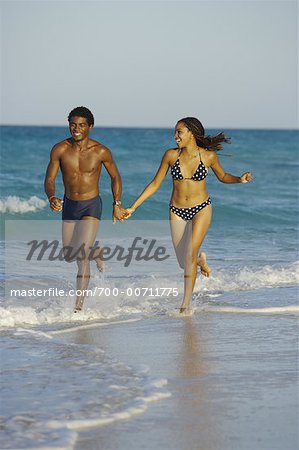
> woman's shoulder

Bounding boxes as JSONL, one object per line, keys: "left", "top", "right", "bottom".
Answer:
{"left": 201, "top": 148, "right": 218, "bottom": 164}
{"left": 163, "top": 148, "right": 180, "bottom": 164}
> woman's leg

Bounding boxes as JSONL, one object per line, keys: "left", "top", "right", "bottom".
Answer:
{"left": 169, "top": 210, "right": 189, "bottom": 269}
{"left": 197, "top": 252, "right": 211, "bottom": 277}
{"left": 180, "top": 205, "right": 212, "bottom": 312}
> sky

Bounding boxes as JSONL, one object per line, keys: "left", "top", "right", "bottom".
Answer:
{"left": 0, "top": 0, "right": 298, "bottom": 129}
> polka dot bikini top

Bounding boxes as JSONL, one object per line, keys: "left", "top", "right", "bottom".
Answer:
{"left": 170, "top": 150, "right": 208, "bottom": 181}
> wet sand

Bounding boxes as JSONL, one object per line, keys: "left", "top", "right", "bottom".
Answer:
{"left": 61, "top": 310, "right": 298, "bottom": 450}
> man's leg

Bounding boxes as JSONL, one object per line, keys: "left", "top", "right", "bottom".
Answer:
{"left": 62, "top": 221, "right": 78, "bottom": 261}
{"left": 73, "top": 217, "right": 99, "bottom": 312}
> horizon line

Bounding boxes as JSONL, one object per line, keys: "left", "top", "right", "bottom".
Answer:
{"left": 0, "top": 123, "right": 298, "bottom": 131}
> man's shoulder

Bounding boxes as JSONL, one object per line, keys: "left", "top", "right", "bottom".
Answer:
{"left": 88, "top": 138, "right": 106, "bottom": 150}
{"left": 51, "top": 139, "right": 71, "bottom": 155}
{"left": 88, "top": 139, "right": 111, "bottom": 157}
{"left": 53, "top": 138, "right": 71, "bottom": 149}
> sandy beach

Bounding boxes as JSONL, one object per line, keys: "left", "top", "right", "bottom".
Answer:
{"left": 59, "top": 309, "right": 298, "bottom": 450}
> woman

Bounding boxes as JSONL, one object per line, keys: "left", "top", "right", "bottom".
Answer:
{"left": 124, "top": 118, "right": 252, "bottom": 314}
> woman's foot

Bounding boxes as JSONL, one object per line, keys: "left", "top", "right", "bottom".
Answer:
{"left": 197, "top": 252, "right": 211, "bottom": 277}
{"left": 95, "top": 257, "right": 105, "bottom": 273}
{"left": 179, "top": 307, "right": 192, "bottom": 316}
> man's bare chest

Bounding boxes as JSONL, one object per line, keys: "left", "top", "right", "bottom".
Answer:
{"left": 61, "top": 151, "right": 102, "bottom": 174}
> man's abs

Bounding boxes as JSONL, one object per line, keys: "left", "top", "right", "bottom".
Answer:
{"left": 60, "top": 144, "right": 102, "bottom": 200}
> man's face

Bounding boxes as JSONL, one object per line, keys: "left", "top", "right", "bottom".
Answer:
{"left": 69, "top": 116, "right": 93, "bottom": 142}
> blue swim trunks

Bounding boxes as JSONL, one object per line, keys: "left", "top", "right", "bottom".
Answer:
{"left": 62, "top": 195, "right": 102, "bottom": 220}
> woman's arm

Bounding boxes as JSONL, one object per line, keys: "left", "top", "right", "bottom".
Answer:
{"left": 210, "top": 152, "right": 252, "bottom": 184}
{"left": 129, "top": 150, "right": 173, "bottom": 211}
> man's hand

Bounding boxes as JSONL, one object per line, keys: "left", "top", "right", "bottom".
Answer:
{"left": 240, "top": 172, "right": 253, "bottom": 183}
{"left": 49, "top": 197, "right": 63, "bottom": 212}
{"left": 112, "top": 205, "right": 128, "bottom": 223}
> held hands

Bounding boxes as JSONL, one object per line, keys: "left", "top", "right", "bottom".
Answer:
{"left": 112, "top": 205, "right": 136, "bottom": 222}
{"left": 123, "top": 207, "right": 135, "bottom": 219}
{"left": 112, "top": 205, "right": 128, "bottom": 223}
{"left": 113, "top": 206, "right": 136, "bottom": 222}
{"left": 240, "top": 172, "right": 253, "bottom": 183}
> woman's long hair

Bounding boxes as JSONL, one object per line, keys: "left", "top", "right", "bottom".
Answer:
{"left": 178, "top": 117, "right": 230, "bottom": 151}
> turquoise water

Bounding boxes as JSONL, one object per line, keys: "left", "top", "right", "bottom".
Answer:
{"left": 1, "top": 126, "right": 298, "bottom": 264}
{"left": 0, "top": 126, "right": 298, "bottom": 449}
{"left": 1, "top": 125, "right": 298, "bottom": 316}
{"left": 1, "top": 126, "right": 298, "bottom": 244}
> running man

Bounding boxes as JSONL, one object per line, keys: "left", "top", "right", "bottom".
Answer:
{"left": 44, "top": 106, "right": 126, "bottom": 312}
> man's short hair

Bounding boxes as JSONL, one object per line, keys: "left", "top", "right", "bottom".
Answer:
{"left": 68, "top": 106, "right": 94, "bottom": 126}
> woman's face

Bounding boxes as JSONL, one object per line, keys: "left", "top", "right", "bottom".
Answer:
{"left": 174, "top": 122, "right": 193, "bottom": 148}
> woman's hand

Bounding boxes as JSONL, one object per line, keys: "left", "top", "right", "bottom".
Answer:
{"left": 240, "top": 172, "right": 253, "bottom": 183}
{"left": 123, "top": 207, "right": 136, "bottom": 220}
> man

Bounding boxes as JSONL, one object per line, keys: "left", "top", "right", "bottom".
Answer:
{"left": 44, "top": 106, "right": 126, "bottom": 312}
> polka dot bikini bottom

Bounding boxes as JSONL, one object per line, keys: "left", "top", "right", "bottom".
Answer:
{"left": 169, "top": 197, "right": 212, "bottom": 222}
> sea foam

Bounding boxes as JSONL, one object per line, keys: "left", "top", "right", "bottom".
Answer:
{"left": 0, "top": 195, "right": 47, "bottom": 213}
{"left": 1, "top": 330, "right": 171, "bottom": 449}
{"left": 1, "top": 262, "right": 298, "bottom": 328}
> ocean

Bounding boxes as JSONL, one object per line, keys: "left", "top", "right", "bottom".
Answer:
{"left": 0, "top": 125, "right": 298, "bottom": 449}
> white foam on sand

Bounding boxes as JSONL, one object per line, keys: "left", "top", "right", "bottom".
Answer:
{"left": 194, "top": 261, "right": 299, "bottom": 293}
{"left": 0, "top": 418, "right": 78, "bottom": 450}
{"left": 1, "top": 261, "right": 298, "bottom": 328}
{"left": 49, "top": 318, "right": 141, "bottom": 335}
{"left": 1, "top": 327, "right": 171, "bottom": 450}
{"left": 197, "top": 305, "right": 299, "bottom": 315}
{"left": 45, "top": 379, "right": 171, "bottom": 431}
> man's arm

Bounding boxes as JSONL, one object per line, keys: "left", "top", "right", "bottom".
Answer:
{"left": 101, "top": 147, "right": 124, "bottom": 221}
{"left": 44, "top": 144, "right": 63, "bottom": 211}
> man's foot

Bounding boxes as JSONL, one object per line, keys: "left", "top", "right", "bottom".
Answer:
{"left": 94, "top": 247, "right": 105, "bottom": 273}
{"left": 74, "top": 299, "right": 84, "bottom": 313}
{"left": 197, "top": 252, "right": 211, "bottom": 277}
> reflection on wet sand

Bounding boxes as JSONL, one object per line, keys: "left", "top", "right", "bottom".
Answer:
{"left": 175, "top": 317, "right": 222, "bottom": 450}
